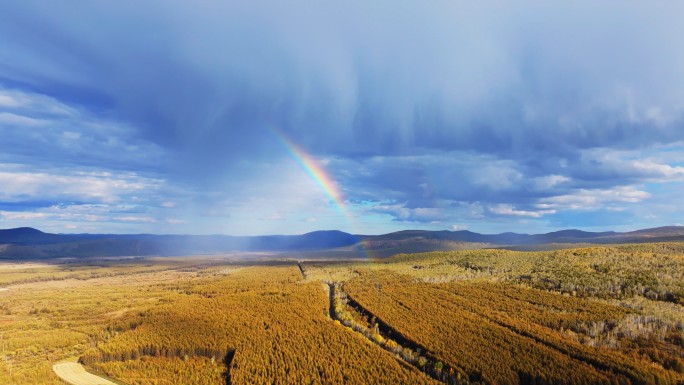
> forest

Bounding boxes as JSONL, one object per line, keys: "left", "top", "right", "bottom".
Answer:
{"left": 0, "top": 243, "right": 682, "bottom": 384}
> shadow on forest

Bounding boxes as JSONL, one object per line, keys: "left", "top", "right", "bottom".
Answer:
{"left": 224, "top": 349, "right": 236, "bottom": 385}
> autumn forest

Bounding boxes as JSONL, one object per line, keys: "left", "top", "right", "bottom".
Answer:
{"left": 0, "top": 244, "right": 683, "bottom": 385}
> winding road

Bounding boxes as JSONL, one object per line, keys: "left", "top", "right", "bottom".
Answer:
{"left": 52, "top": 362, "right": 120, "bottom": 385}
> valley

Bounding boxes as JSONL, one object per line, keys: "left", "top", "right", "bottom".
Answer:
{"left": 0, "top": 243, "right": 682, "bottom": 384}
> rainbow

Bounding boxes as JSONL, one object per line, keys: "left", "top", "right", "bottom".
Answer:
{"left": 269, "top": 127, "right": 377, "bottom": 260}
{"left": 269, "top": 127, "right": 347, "bottom": 215}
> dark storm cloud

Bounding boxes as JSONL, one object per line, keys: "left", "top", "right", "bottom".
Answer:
{"left": 3, "top": 2, "right": 682, "bottom": 159}
{"left": 1, "top": 1, "right": 684, "bottom": 232}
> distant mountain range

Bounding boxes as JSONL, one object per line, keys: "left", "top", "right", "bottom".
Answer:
{"left": 1, "top": 226, "right": 684, "bottom": 259}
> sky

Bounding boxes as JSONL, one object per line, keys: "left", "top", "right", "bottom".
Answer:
{"left": 1, "top": 1, "right": 684, "bottom": 235}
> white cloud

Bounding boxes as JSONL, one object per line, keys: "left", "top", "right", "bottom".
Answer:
{"left": 371, "top": 203, "right": 445, "bottom": 222}
{"left": 0, "top": 205, "right": 107, "bottom": 224}
{"left": 0, "top": 164, "right": 163, "bottom": 204}
{"left": 489, "top": 204, "right": 556, "bottom": 218}
{"left": 0, "top": 87, "right": 76, "bottom": 116}
{"left": 629, "top": 160, "right": 684, "bottom": 180}
{"left": 0, "top": 211, "right": 49, "bottom": 220}
{"left": 463, "top": 202, "right": 485, "bottom": 219}
{"left": 578, "top": 149, "right": 684, "bottom": 182}
{"left": 0, "top": 112, "right": 47, "bottom": 126}
{"left": 113, "top": 216, "right": 157, "bottom": 223}
{"left": 541, "top": 186, "right": 650, "bottom": 210}
{"left": 534, "top": 174, "right": 570, "bottom": 189}
{"left": 470, "top": 161, "right": 523, "bottom": 191}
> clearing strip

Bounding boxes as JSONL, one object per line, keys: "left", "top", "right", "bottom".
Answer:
{"left": 53, "top": 362, "right": 122, "bottom": 385}
{"left": 328, "top": 282, "right": 466, "bottom": 384}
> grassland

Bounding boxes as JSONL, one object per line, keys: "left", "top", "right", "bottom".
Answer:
{"left": 0, "top": 243, "right": 682, "bottom": 384}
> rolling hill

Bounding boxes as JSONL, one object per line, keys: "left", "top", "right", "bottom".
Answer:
{"left": 1, "top": 226, "right": 684, "bottom": 259}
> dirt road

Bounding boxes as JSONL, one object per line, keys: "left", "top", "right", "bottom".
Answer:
{"left": 52, "top": 362, "right": 120, "bottom": 385}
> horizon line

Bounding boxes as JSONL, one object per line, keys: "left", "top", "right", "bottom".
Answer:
{"left": 2, "top": 224, "right": 683, "bottom": 237}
